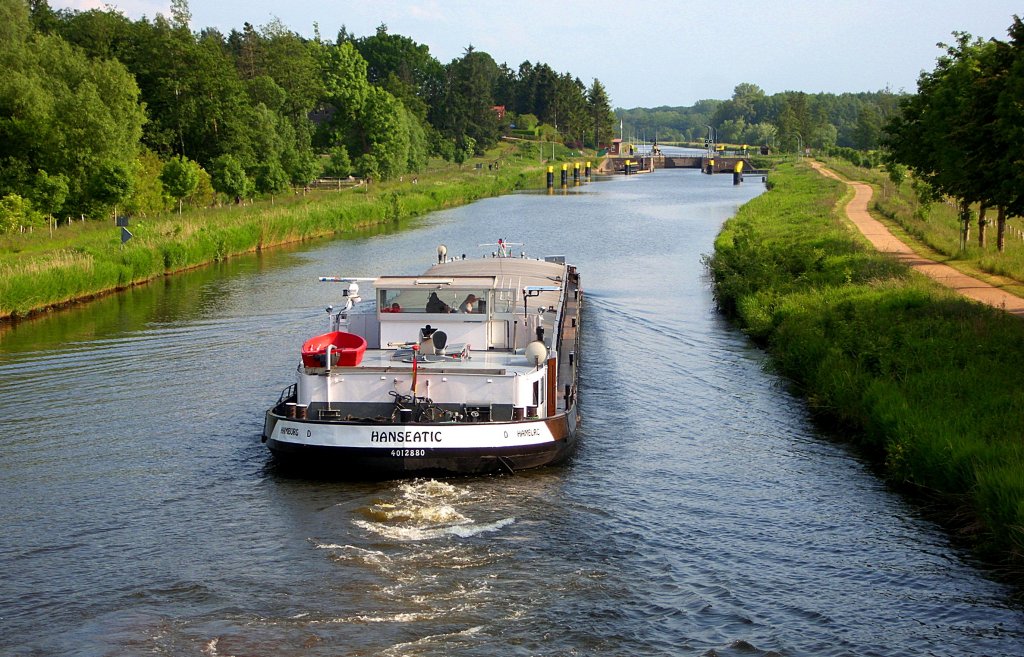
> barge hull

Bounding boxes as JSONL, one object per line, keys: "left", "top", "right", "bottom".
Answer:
{"left": 264, "top": 409, "right": 578, "bottom": 476}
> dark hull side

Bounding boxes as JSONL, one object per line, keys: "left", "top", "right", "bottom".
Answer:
{"left": 266, "top": 436, "right": 577, "bottom": 478}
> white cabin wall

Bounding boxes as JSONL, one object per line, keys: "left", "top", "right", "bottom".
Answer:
{"left": 513, "top": 369, "right": 547, "bottom": 409}
{"left": 300, "top": 370, "right": 518, "bottom": 406}
{"left": 487, "top": 319, "right": 508, "bottom": 349}
{"left": 379, "top": 316, "right": 488, "bottom": 350}
{"left": 344, "top": 313, "right": 380, "bottom": 348}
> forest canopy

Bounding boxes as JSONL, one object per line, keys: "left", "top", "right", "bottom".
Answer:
{"left": 617, "top": 85, "right": 902, "bottom": 151}
{"left": 0, "top": 0, "right": 617, "bottom": 226}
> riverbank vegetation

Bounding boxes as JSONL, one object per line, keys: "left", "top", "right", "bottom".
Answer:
{"left": 709, "top": 160, "right": 1024, "bottom": 566}
{"left": 0, "top": 139, "right": 572, "bottom": 318}
{"left": 807, "top": 16, "right": 1024, "bottom": 298}
{"left": 0, "top": 0, "right": 614, "bottom": 316}
{"left": 1, "top": 0, "right": 616, "bottom": 230}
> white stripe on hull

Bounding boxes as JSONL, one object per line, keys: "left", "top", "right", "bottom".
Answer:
{"left": 266, "top": 414, "right": 568, "bottom": 450}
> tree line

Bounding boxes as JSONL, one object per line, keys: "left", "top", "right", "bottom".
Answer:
{"left": 884, "top": 16, "right": 1024, "bottom": 252}
{"left": 0, "top": 0, "right": 617, "bottom": 231}
{"left": 618, "top": 85, "right": 901, "bottom": 152}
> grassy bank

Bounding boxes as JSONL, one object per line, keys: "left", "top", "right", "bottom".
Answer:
{"left": 708, "top": 160, "right": 1024, "bottom": 565}
{"left": 0, "top": 144, "right": 565, "bottom": 319}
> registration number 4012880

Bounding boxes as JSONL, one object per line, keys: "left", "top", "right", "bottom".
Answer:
{"left": 390, "top": 449, "right": 425, "bottom": 457}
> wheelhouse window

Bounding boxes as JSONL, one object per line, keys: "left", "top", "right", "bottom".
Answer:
{"left": 378, "top": 289, "right": 488, "bottom": 314}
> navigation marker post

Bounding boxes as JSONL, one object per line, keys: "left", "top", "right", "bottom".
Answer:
{"left": 117, "top": 216, "right": 132, "bottom": 248}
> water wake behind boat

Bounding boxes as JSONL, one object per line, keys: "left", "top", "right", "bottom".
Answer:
{"left": 347, "top": 479, "right": 514, "bottom": 541}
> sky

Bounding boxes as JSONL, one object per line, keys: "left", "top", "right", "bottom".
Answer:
{"left": 50, "top": 0, "right": 1022, "bottom": 109}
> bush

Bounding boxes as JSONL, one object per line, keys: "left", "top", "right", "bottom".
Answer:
{"left": 160, "top": 157, "right": 201, "bottom": 213}
{"left": 323, "top": 146, "right": 352, "bottom": 178}
{"left": 211, "top": 154, "right": 250, "bottom": 201}
{"left": 0, "top": 194, "right": 41, "bottom": 234}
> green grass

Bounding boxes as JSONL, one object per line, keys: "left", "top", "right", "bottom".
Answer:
{"left": 0, "top": 144, "right": 571, "bottom": 318}
{"left": 709, "top": 160, "right": 1024, "bottom": 565}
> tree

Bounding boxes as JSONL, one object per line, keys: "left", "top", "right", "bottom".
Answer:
{"left": 187, "top": 166, "right": 215, "bottom": 208}
{"left": 354, "top": 86, "right": 410, "bottom": 180}
{"left": 47, "top": 5, "right": 134, "bottom": 59}
{"left": 251, "top": 18, "right": 322, "bottom": 124}
{"left": 323, "top": 146, "right": 352, "bottom": 178}
{"left": 282, "top": 148, "right": 320, "bottom": 186}
{"left": 885, "top": 32, "right": 994, "bottom": 249}
{"left": 713, "top": 83, "right": 767, "bottom": 127}
{"left": 775, "top": 104, "right": 800, "bottom": 152}
{"left": 126, "top": 148, "right": 168, "bottom": 216}
{"left": 354, "top": 152, "right": 379, "bottom": 186}
{"left": 404, "top": 107, "right": 428, "bottom": 173}
{"left": 989, "top": 17, "right": 1024, "bottom": 250}
{"left": 433, "top": 46, "right": 500, "bottom": 152}
{"left": 852, "top": 106, "right": 882, "bottom": 150}
{"left": 453, "top": 135, "right": 475, "bottom": 168}
{"left": 429, "top": 130, "right": 455, "bottom": 161}
{"left": 552, "top": 74, "right": 588, "bottom": 147}
{"left": 354, "top": 24, "right": 442, "bottom": 122}
{"left": 885, "top": 161, "right": 907, "bottom": 189}
{"left": 169, "top": 0, "right": 191, "bottom": 30}
{"left": 313, "top": 39, "right": 370, "bottom": 147}
{"left": 160, "top": 156, "right": 201, "bottom": 213}
{"left": 718, "top": 118, "right": 747, "bottom": 144}
{"left": 0, "top": 5, "right": 145, "bottom": 216}
{"left": 254, "top": 160, "right": 289, "bottom": 196}
{"left": 587, "top": 79, "right": 616, "bottom": 148}
{"left": 88, "top": 162, "right": 133, "bottom": 218}
{"left": 210, "top": 153, "right": 250, "bottom": 200}
{"left": 29, "top": 169, "right": 68, "bottom": 224}
{"left": 27, "top": 0, "right": 60, "bottom": 36}
{"left": 517, "top": 113, "right": 539, "bottom": 131}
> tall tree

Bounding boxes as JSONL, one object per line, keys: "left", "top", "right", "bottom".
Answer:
{"left": 252, "top": 18, "right": 322, "bottom": 124}
{"left": 990, "top": 16, "right": 1024, "bottom": 249}
{"left": 852, "top": 106, "right": 882, "bottom": 150}
{"left": 587, "top": 78, "right": 616, "bottom": 148}
{"left": 885, "top": 32, "right": 992, "bottom": 249}
{"left": 434, "top": 46, "right": 500, "bottom": 153}
{"left": 313, "top": 39, "right": 370, "bottom": 147}
{"left": 355, "top": 86, "right": 410, "bottom": 180}
{"left": 210, "top": 153, "right": 250, "bottom": 200}
{"left": 354, "top": 24, "right": 442, "bottom": 122}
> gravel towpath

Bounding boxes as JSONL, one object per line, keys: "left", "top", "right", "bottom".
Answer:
{"left": 810, "top": 161, "right": 1024, "bottom": 318}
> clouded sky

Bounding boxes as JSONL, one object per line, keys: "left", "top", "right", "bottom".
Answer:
{"left": 51, "top": 0, "right": 1022, "bottom": 108}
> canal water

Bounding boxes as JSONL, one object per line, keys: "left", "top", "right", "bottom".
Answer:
{"left": 2, "top": 163, "right": 1023, "bottom": 656}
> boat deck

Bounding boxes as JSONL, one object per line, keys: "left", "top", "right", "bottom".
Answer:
{"left": 322, "top": 348, "right": 538, "bottom": 376}
{"left": 556, "top": 273, "right": 581, "bottom": 409}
